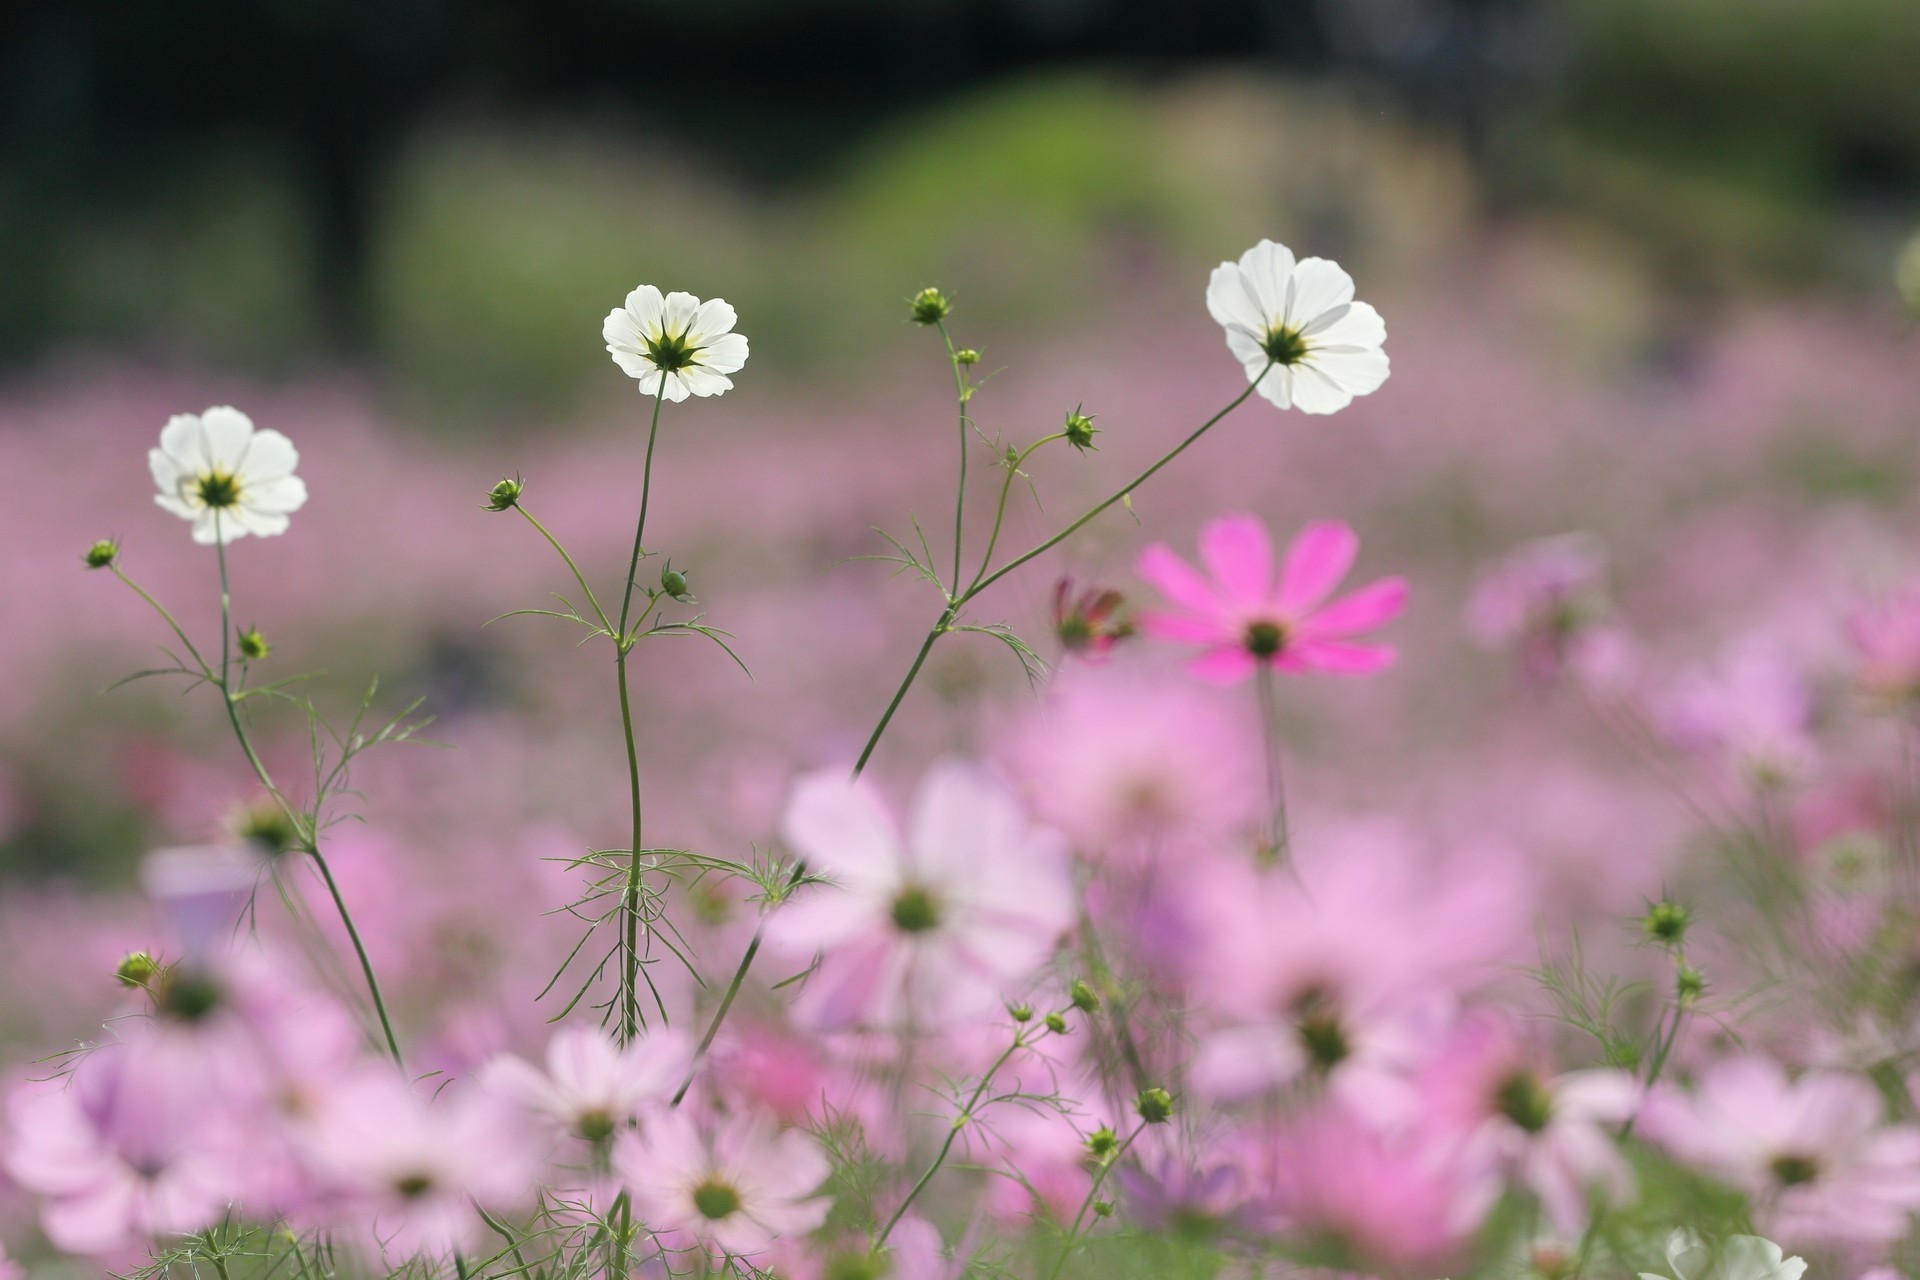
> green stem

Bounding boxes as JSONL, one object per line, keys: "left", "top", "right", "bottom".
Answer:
{"left": 873, "top": 1027, "right": 1034, "bottom": 1248}
{"left": 966, "top": 432, "right": 1069, "bottom": 597}
{"left": 618, "top": 390, "right": 668, "bottom": 1043}
{"left": 514, "top": 506, "right": 615, "bottom": 635}
{"left": 937, "top": 320, "right": 970, "bottom": 596}
{"left": 109, "top": 565, "right": 213, "bottom": 679}
{"left": 1044, "top": 1122, "right": 1147, "bottom": 1280}
{"left": 213, "top": 521, "right": 403, "bottom": 1067}
{"left": 853, "top": 609, "right": 954, "bottom": 778}
{"left": 1254, "top": 663, "right": 1291, "bottom": 863}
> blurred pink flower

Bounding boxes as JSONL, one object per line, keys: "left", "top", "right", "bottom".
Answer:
{"left": 1136, "top": 514, "right": 1406, "bottom": 684}
{"left": 298, "top": 1068, "right": 537, "bottom": 1262}
{"left": 1420, "top": 1012, "right": 1638, "bottom": 1233}
{"left": 1051, "top": 578, "right": 1134, "bottom": 662}
{"left": 1004, "top": 665, "right": 1261, "bottom": 860}
{"left": 765, "top": 760, "right": 1073, "bottom": 1029}
{"left": 1662, "top": 641, "right": 1816, "bottom": 791}
{"left": 0, "top": 1241, "right": 18, "bottom": 1280}
{"left": 615, "top": 1109, "right": 829, "bottom": 1257}
{"left": 482, "top": 1024, "right": 688, "bottom": 1144}
{"left": 1848, "top": 586, "right": 1920, "bottom": 710}
{"left": 4, "top": 1039, "right": 236, "bottom": 1256}
{"left": 1643, "top": 1056, "right": 1920, "bottom": 1246}
{"left": 1466, "top": 532, "right": 1618, "bottom": 684}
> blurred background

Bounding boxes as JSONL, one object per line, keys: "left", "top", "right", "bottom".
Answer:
{"left": 1, "top": 0, "right": 1918, "bottom": 1055}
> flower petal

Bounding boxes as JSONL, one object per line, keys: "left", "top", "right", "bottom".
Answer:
{"left": 197, "top": 406, "right": 255, "bottom": 467}
{"left": 1277, "top": 521, "right": 1358, "bottom": 613}
{"left": 1199, "top": 514, "right": 1276, "bottom": 606}
{"left": 1206, "top": 261, "right": 1268, "bottom": 335}
{"left": 780, "top": 771, "right": 901, "bottom": 888}
{"left": 688, "top": 297, "right": 738, "bottom": 342}
{"left": 1302, "top": 344, "right": 1390, "bottom": 399}
{"left": 1299, "top": 576, "right": 1407, "bottom": 637}
{"left": 1293, "top": 639, "right": 1396, "bottom": 675}
{"left": 623, "top": 286, "right": 664, "bottom": 334}
{"left": 237, "top": 428, "right": 298, "bottom": 481}
{"left": 1288, "top": 363, "right": 1357, "bottom": 415}
{"left": 1137, "top": 544, "right": 1219, "bottom": 615}
{"left": 1283, "top": 257, "right": 1356, "bottom": 330}
{"left": 1236, "top": 239, "right": 1296, "bottom": 321}
{"left": 1187, "top": 646, "right": 1259, "bottom": 685}
{"left": 697, "top": 331, "right": 749, "bottom": 376}
{"left": 661, "top": 291, "right": 699, "bottom": 336}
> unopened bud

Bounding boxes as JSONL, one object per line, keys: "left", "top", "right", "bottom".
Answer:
{"left": 1085, "top": 1126, "right": 1118, "bottom": 1159}
{"left": 237, "top": 628, "right": 271, "bottom": 661}
{"left": 910, "top": 287, "right": 951, "bottom": 326}
{"left": 1069, "top": 979, "right": 1100, "bottom": 1013}
{"left": 1044, "top": 1012, "right": 1069, "bottom": 1035}
{"left": 485, "top": 476, "right": 524, "bottom": 512}
{"left": 1092, "top": 1200, "right": 1114, "bottom": 1218}
{"left": 1641, "top": 900, "right": 1691, "bottom": 946}
{"left": 1063, "top": 406, "right": 1098, "bottom": 452}
{"left": 1009, "top": 1003, "right": 1034, "bottom": 1023}
{"left": 85, "top": 539, "right": 120, "bottom": 570}
{"left": 1135, "top": 1087, "right": 1175, "bottom": 1124}
{"left": 116, "top": 951, "right": 158, "bottom": 988}
{"left": 660, "top": 563, "right": 693, "bottom": 603}
{"left": 1676, "top": 964, "right": 1706, "bottom": 1005}
{"left": 233, "top": 798, "right": 300, "bottom": 857}
{"left": 954, "top": 348, "right": 980, "bottom": 366}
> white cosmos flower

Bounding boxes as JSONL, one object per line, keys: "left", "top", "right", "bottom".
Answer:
{"left": 1639, "top": 1230, "right": 1807, "bottom": 1280}
{"left": 149, "top": 406, "right": 308, "bottom": 545}
{"left": 1206, "top": 239, "right": 1389, "bottom": 414}
{"left": 603, "top": 285, "right": 748, "bottom": 402}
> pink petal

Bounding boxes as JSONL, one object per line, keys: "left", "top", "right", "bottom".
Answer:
{"left": 1293, "top": 639, "right": 1396, "bottom": 675}
{"left": 1198, "top": 514, "right": 1276, "bottom": 605}
{"left": 1136, "top": 544, "right": 1220, "bottom": 616}
{"left": 1186, "top": 646, "right": 1260, "bottom": 685}
{"left": 1137, "top": 612, "right": 1234, "bottom": 646}
{"left": 1277, "top": 521, "right": 1358, "bottom": 613}
{"left": 1300, "top": 576, "right": 1408, "bottom": 638}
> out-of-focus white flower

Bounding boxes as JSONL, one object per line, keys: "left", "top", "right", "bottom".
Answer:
{"left": 149, "top": 407, "right": 307, "bottom": 545}
{"left": 603, "top": 286, "right": 748, "bottom": 401}
{"left": 1896, "top": 229, "right": 1920, "bottom": 315}
{"left": 1638, "top": 1230, "right": 1807, "bottom": 1280}
{"left": 1205, "top": 239, "right": 1389, "bottom": 414}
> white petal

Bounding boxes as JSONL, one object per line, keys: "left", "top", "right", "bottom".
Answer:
{"left": 610, "top": 348, "right": 657, "bottom": 381}
{"left": 1206, "top": 261, "right": 1269, "bottom": 334}
{"left": 150, "top": 447, "right": 185, "bottom": 494}
{"left": 1225, "top": 327, "right": 1267, "bottom": 369}
{"left": 687, "top": 297, "right": 737, "bottom": 342}
{"left": 1288, "top": 363, "right": 1356, "bottom": 415}
{"left": 232, "top": 507, "right": 291, "bottom": 538}
{"left": 604, "top": 308, "right": 644, "bottom": 349}
{"left": 237, "top": 429, "right": 298, "bottom": 482}
{"left": 661, "top": 291, "right": 699, "bottom": 336}
{"left": 1237, "top": 239, "right": 1297, "bottom": 324}
{"left": 1308, "top": 299, "right": 1386, "bottom": 349}
{"left": 197, "top": 406, "right": 255, "bottom": 468}
{"left": 623, "top": 286, "right": 664, "bottom": 334}
{"left": 658, "top": 371, "right": 692, "bottom": 403}
{"left": 244, "top": 474, "right": 308, "bottom": 515}
{"left": 1253, "top": 362, "right": 1293, "bottom": 409}
{"left": 155, "top": 493, "right": 196, "bottom": 519}
{"left": 679, "top": 366, "right": 732, "bottom": 398}
{"left": 1283, "top": 257, "right": 1356, "bottom": 330}
{"left": 697, "top": 331, "right": 749, "bottom": 376}
{"left": 192, "top": 511, "right": 230, "bottom": 545}
{"left": 1302, "top": 345, "right": 1390, "bottom": 398}
{"left": 158, "top": 413, "right": 210, "bottom": 471}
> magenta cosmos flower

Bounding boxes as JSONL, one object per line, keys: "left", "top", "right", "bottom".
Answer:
{"left": 1137, "top": 514, "right": 1407, "bottom": 684}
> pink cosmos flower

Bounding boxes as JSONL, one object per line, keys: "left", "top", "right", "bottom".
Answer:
{"left": 1848, "top": 586, "right": 1920, "bottom": 710}
{"left": 615, "top": 1109, "right": 830, "bottom": 1258}
{"left": 298, "top": 1068, "right": 538, "bottom": 1263}
{"left": 4, "top": 1038, "right": 237, "bottom": 1256}
{"left": 482, "top": 1025, "right": 688, "bottom": 1145}
{"left": 1662, "top": 641, "right": 1817, "bottom": 791}
{"left": 1136, "top": 514, "right": 1406, "bottom": 684}
{"left": 764, "top": 760, "right": 1073, "bottom": 1029}
{"left": 1466, "top": 532, "right": 1623, "bottom": 685}
{"left": 1420, "top": 1012, "right": 1639, "bottom": 1234}
{"left": 1004, "top": 666, "right": 1262, "bottom": 860}
{"left": 1642, "top": 1056, "right": 1920, "bottom": 1246}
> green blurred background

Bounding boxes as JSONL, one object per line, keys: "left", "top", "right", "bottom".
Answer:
{"left": 2, "top": 0, "right": 1916, "bottom": 423}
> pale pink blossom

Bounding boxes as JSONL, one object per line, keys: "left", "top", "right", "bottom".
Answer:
{"left": 481, "top": 1024, "right": 688, "bottom": 1143}
{"left": 765, "top": 760, "right": 1073, "bottom": 1029}
{"left": 1662, "top": 641, "right": 1817, "bottom": 790}
{"left": 615, "top": 1109, "right": 830, "bottom": 1257}
{"left": 1466, "top": 532, "right": 1617, "bottom": 683}
{"left": 1643, "top": 1056, "right": 1920, "bottom": 1245}
{"left": 1848, "top": 586, "right": 1920, "bottom": 709}
{"left": 1136, "top": 514, "right": 1406, "bottom": 684}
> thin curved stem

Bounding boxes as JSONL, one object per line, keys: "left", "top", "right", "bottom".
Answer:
{"left": 1044, "top": 1122, "right": 1147, "bottom": 1280}
{"left": 936, "top": 320, "right": 970, "bottom": 596}
{"left": 213, "top": 523, "right": 403, "bottom": 1066}
{"left": 1254, "top": 663, "right": 1291, "bottom": 863}
{"left": 513, "top": 506, "right": 615, "bottom": 635}
{"left": 966, "top": 431, "right": 1069, "bottom": 597}
{"left": 618, "top": 389, "right": 668, "bottom": 1043}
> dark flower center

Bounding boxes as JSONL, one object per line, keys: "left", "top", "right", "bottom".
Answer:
{"left": 1291, "top": 990, "right": 1349, "bottom": 1071}
{"left": 196, "top": 471, "right": 241, "bottom": 509}
{"left": 1493, "top": 1070, "right": 1554, "bottom": 1134}
{"left": 890, "top": 884, "right": 942, "bottom": 934}
{"left": 645, "top": 329, "right": 698, "bottom": 373}
{"left": 394, "top": 1172, "right": 436, "bottom": 1199}
{"left": 1243, "top": 619, "right": 1289, "bottom": 659}
{"left": 575, "top": 1109, "right": 616, "bottom": 1143}
{"left": 692, "top": 1178, "right": 742, "bottom": 1220}
{"left": 1261, "top": 324, "right": 1309, "bottom": 367}
{"left": 1770, "top": 1152, "right": 1821, "bottom": 1186}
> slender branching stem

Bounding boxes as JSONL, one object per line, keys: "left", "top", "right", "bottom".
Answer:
{"left": 618, "top": 389, "right": 669, "bottom": 1043}
{"left": 937, "top": 320, "right": 970, "bottom": 596}
{"left": 1044, "top": 1121, "right": 1148, "bottom": 1280}
{"left": 513, "top": 506, "right": 616, "bottom": 635}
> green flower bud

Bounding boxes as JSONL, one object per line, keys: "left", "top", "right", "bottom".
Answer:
{"left": 910, "top": 287, "right": 951, "bottom": 326}
{"left": 954, "top": 348, "right": 980, "bottom": 366}
{"left": 1092, "top": 1200, "right": 1114, "bottom": 1218}
{"left": 1009, "top": 1003, "right": 1034, "bottom": 1023}
{"left": 234, "top": 798, "right": 301, "bottom": 857}
{"left": 1085, "top": 1126, "right": 1118, "bottom": 1159}
{"left": 1063, "top": 406, "right": 1098, "bottom": 453}
{"left": 485, "top": 476, "right": 524, "bottom": 512}
{"left": 1135, "top": 1087, "right": 1175, "bottom": 1125}
{"left": 1044, "top": 1012, "right": 1069, "bottom": 1035}
{"left": 116, "top": 950, "right": 158, "bottom": 988}
{"left": 84, "top": 538, "right": 120, "bottom": 570}
{"left": 1676, "top": 964, "right": 1706, "bottom": 1005}
{"left": 1069, "top": 979, "right": 1100, "bottom": 1013}
{"left": 1641, "top": 900, "right": 1691, "bottom": 946}
{"left": 237, "top": 628, "right": 271, "bottom": 661}
{"left": 660, "top": 563, "right": 693, "bottom": 603}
